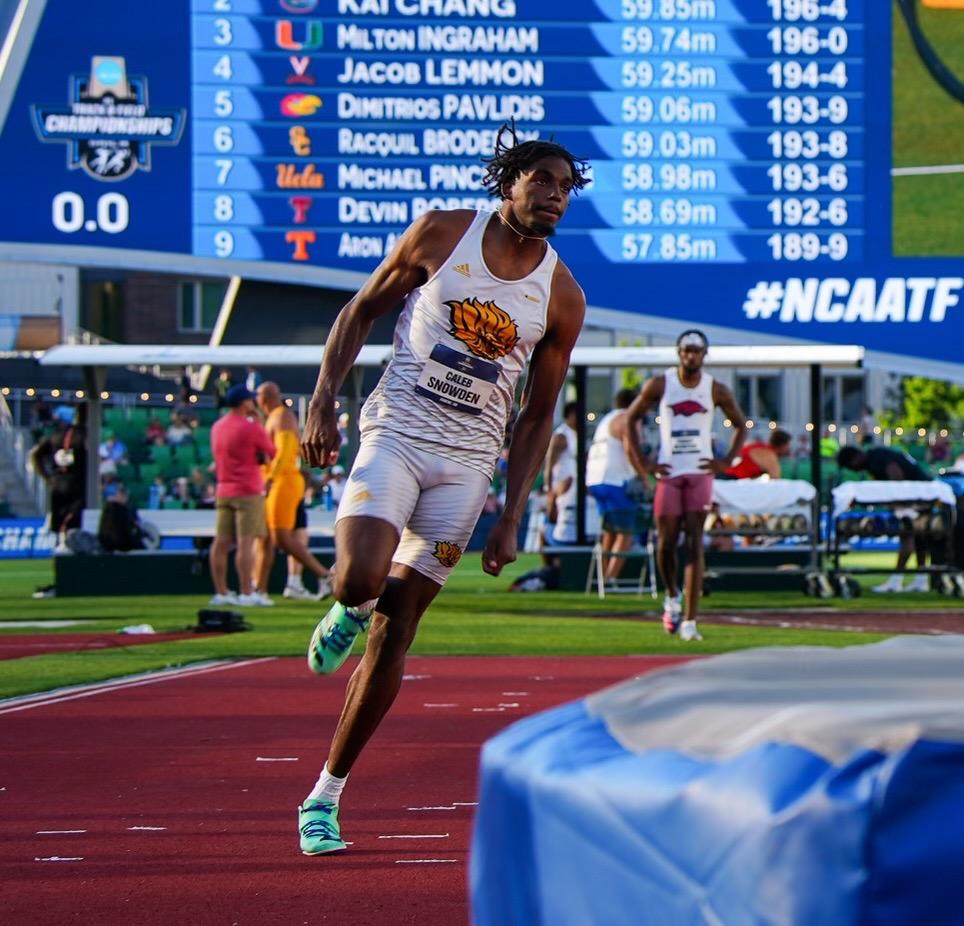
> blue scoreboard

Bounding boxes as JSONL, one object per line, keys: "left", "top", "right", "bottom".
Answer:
{"left": 0, "top": 0, "right": 961, "bottom": 366}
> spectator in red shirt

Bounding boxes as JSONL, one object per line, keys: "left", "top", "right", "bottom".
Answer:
{"left": 208, "top": 384, "right": 276, "bottom": 607}
{"left": 724, "top": 429, "right": 792, "bottom": 479}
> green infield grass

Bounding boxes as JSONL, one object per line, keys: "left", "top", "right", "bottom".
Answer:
{"left": 892, "top": 3, "right": 964, "bottom": 255}
{"left": 2, "top": 550, "right": 956, "bottom": 698}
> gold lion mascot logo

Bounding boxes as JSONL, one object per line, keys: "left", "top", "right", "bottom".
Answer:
{"left": 432, "top": 540, "right": 463, "bottom": 569}
{"left": 446, "top": 297, "right": 520, "bottom": 361}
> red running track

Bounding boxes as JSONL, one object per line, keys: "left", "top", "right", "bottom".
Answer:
{"left": 0, "top": 654, "right": 690, "bottom": 926}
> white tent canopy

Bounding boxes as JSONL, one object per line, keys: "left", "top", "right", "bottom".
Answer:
{"left": 40, "top": 342, "right": 862, "bottom": 526}
{"left": 39, "top": 343, "right": 864, "bottom": 370}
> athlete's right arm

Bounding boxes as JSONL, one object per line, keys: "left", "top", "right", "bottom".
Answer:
{"left": 542, "top": 432, "right": 565, "bottom": 493}
{"left": 301, "top": 211, "right": 464, "bottom": 468}
{"left": 625, "top": 376, "right": 669, "bottom": 477}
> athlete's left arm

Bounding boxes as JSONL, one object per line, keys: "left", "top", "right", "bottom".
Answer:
{"left": 482, "top": 268, "right": 586, "bottom": 576}
{"left": 700, "top": 381, "right": 748, "bottom": 475}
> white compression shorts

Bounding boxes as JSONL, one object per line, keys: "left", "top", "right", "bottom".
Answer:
{"left": 335, "top": 429, "right": 491, "bottom": 585}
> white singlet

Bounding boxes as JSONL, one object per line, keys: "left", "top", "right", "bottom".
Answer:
{"left": 657, "top": 366, "right": 715, "bottom": 476}
{"left": 361, "top": 210, "right": 557, "bottom": 477}
{"left": 586, "top": 409, "right": 634, "bottom": 488}
{"left": 552, "top": 421, "right": 577, "bottom": 467}
{"left": 550, "top": 453, "right": 578, "bottom": 543}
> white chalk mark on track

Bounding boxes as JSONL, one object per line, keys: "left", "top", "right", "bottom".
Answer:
{"left": 379, "top": 833, "right": 450, "bottom": 839}
{"left": 0, "top": 658, "right": 275, "bottom": 715}
{"left": 36, "top": 830, "right": 86, "bottom": 835}
{"left": 394, "top": 859, "right": 458, "bottom": 864}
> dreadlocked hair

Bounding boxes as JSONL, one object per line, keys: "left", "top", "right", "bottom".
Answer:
{"left": 480, "top": 121, "right": 590, "bottom": 199}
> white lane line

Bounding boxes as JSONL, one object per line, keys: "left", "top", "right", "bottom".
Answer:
{"left": 127, "top": 826, "right": 166, "bottom": 831}
{"left": 36, "top": 830, "right": 86, "bottom": 835}
{"left": 408, "top": 806, "right": 457, "bottom": 812}
{"left": 423, "top": 703, "right": 457, "bottom": 708}
{"left": 1, "top": 620, "right": 87, "bottom": 628}
{"left": 502, "top": 691, "right": 529, "bottom": 696}
{"left": 402, "top": 674, "right": 431, "bottom": 680}
{"left": 378, "top": 833, "right": 449, "bottom": 840}
{"left": 472, "top": 707, "right": 505, "bottom": 713}
{"left": 256, "top": 756, "right": 299, "bottom": 762}
{"left": 498, "top": 703, "right": 520, "bottom": 708}
{"left": 452, "top": 802, "right": 478, "bottom": 807}
{"left": 35, "top": 856, "right": 84, "bottom": 862}
{"left": 394, "top": 859, "right": 458, "bottom": 864}
{"left": 892, "top": 163, "right": 964, "bottom": 177}
{"left": 528, "top": 676, "right": 555, "bottom": 681}
{"left": 0, "top": 658, "right": 275, "bottom": 715}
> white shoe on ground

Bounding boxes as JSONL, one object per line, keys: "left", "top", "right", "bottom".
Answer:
{"left": 283, "top": 583, "right": 315, "bottom": 600}
{"left": 679, "top": 620, "right": 703, "bottom": 642}
{"left": 872, "top": 576, "right": 904, "bottom": 594}
{"left": 661, "top": 594, "right": 682, "bottom": 634}
{"left": 904, "top": 575, "right": 930, "bottom": 593}
{"left": 238, "top": 591, "right": 274, "bottom": 607}
{"left": 209, "top": 592, "right": 239, "bottom": 606}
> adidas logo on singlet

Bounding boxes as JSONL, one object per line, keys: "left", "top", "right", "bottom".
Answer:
{"left": 454, "top": 263, "right": 471, "bottom": 277}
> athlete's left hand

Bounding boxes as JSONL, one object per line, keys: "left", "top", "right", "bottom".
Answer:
{"left": 482, "top": 517, "right": 518, "bottom": 576}
{"left": 699, "top": 457, "right": 729, "bottom": 475}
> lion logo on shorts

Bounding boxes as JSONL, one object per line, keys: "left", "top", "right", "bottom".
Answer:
{"left": 432, "top": 540, "right": 463, "bottom": 569}
{"left": 446, "top": 297, "right": 519, "bottom": 361}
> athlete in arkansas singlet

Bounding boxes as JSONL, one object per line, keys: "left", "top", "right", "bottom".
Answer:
{"left": 624, "top": 330, "right": 747, "bottom": 642}
{"left": 361, "top": 209, "right": 557, "bottom": 478}
{"left": 657, "top": 365, "right": 715, "bottom": 476}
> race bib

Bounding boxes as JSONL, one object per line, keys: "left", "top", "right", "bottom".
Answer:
{"left": 670, "top": 428, "right": 701, "bottom": 456}
{"left": 415, "top": 343, "right": 499, "bottom": 415}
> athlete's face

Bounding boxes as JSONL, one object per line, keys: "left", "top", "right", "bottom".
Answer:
{"left": 678, "top": 344, "right": 705, "bottom": 373}
{"left": 505, "top": 156, "right": 574, "bottom": 237}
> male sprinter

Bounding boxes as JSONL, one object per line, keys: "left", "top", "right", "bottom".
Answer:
{"left": 297, "top": 126, "right": 590, "bottom": 855}
{"left": 625, "top": 330, "right": 747, "bottom": 641}
{"left": 254, "top": 381, "right": 331, "bottom": 602}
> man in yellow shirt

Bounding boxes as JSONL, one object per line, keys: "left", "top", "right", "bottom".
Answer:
{"left": 255, "top": 382, "right": 331, "bottom": 601}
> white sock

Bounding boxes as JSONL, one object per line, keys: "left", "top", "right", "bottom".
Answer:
{"left": 306, "top": 764, "right": 348, "bottom": 805}
{"left": 287, "top": 577, "right": 304, "bottom": 589}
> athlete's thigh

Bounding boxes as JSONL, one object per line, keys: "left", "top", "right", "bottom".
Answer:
{"left": 681, "top": 474, "right": 714, "bottom": 514}
{"left": 394, "top": 462, "right": 490, "bottom": 586}
{"left": 335, "top": 432, "right": 422, "bottom": 537}
{"left": 654, "top": 476, "right": 683, "bottom": 519}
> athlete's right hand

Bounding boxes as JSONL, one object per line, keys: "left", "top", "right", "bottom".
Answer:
{"left": 645, "top": 461, "right": 672, "bottom": 478}
{"left": 301, "top": 400, "right": 341, "bottom": 469}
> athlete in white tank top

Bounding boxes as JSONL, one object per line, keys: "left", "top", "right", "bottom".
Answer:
{"left": 623, "top": 330, "right": 747, "bottom": 642}
{"left": 657, "top": 366, "right": 715, "bottom": 477}
{"left": 298, "top": 130, "right": 590, "bottom": 857}
{"left": 586, "top": 408, "right": 636, "bottom": 487}
{"left": 363, "top": 210, "right": 557, "bottom": 478}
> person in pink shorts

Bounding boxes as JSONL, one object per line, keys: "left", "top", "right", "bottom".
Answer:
{"left": 624, "top": 330, "right": 747, "bottom": 641}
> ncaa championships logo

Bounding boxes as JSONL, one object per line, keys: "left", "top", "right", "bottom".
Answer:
{"left": 31, "top": 57, "right": 185, "bottom": 181}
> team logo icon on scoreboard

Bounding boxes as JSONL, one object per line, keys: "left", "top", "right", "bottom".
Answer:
{"left": 280, "top": 93, "right": 322, "bottom": 117}
{"left": 31, "top": 56, "right": 185, "bottom": 181}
